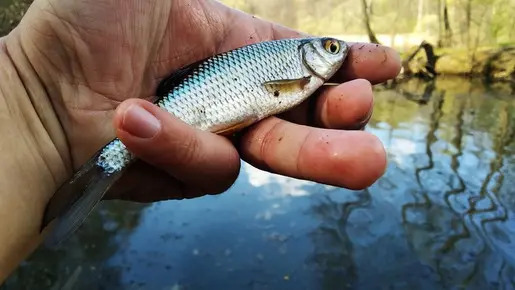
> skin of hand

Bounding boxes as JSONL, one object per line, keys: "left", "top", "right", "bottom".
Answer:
{"left": 0, "top": 0, "right": 401, "bottom": 281}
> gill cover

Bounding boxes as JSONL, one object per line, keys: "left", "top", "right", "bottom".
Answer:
{"left": 301, "top": 37, "right": 349, "bottom": 81}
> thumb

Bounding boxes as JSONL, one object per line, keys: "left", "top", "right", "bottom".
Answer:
{"left": 112, "top": 98, "right": 241, "bottom": 195}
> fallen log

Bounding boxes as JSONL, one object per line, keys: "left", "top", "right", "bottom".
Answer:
{"left": 399, "top": 41, "right": 515, "bottom": 83}
{"left": 401, "top": 41, "right": 439, "bottom": 80}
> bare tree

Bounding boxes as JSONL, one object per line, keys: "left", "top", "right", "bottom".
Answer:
{"left": 360, "top": 0, "right": 380, "bottom": 44}
{"left": 442, "top": 0, "right": 453, "bottom": 46}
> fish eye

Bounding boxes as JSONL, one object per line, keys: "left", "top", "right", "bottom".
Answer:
{"left": 323, "top": 39, "right": 340, "bottom": 54}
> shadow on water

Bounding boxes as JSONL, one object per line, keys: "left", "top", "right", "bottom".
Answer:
{"left": 1, "top": 201, "right": 149, "bottom": 289}
{"left": 4, "top": 76, "right": 515, "bottom": 290}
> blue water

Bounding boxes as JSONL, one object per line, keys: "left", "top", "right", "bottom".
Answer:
{"left": 4, "top": 77, "right": 515, "bottom": 290}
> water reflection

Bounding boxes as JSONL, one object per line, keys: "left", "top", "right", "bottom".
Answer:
{"left": 3, "top": 76, "right": 515, "bottom": 290}
{"left": 2, "top": 201, "right": 149, "bottom": 289}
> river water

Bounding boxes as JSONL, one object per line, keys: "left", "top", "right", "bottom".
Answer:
{"left": 3, "top": 77, "right": 515, "bottom": 290}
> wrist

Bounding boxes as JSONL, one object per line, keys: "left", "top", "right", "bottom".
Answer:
{"left": 0, "top": 36, "right": 69, "bottom": 281}
{"left": 4, "top": 29, "right": 73, "bottom": 170}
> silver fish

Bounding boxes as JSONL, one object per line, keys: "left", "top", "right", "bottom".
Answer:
{"left": 41, "top": 37, "right": 350, "bottom": 247}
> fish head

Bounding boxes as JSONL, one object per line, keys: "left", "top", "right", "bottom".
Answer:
{"left": 301, "top": 37, "right": 350, "bottom": 81}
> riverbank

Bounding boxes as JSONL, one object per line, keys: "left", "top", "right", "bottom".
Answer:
{"left": 400, "top": 42, "right": 515, "bottom": 83}
{"left": 378, "top": 76, "right": 515, "bottom": 108}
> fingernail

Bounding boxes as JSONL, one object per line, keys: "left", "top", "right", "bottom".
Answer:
{"left": 358, "top": 105, "right": 374, "bottom": 125}
{"left": 122, "top": 104, "right": 161, "bottom": 138}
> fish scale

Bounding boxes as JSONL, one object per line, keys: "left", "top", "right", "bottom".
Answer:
{"left": 41, "top": 37, "right": 350, "bottom": 248}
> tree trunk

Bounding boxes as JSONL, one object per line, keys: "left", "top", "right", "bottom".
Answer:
{"left": 415, "top": 0, "right": 424, "bottom": 31}
{"left": 360, "top": 0, "right": 380, "bottom": 44}
{"left": 442, "top": 0, "right": 453, "bottom": 46}
{"left": 401, "top": 41, "right": 439, "bottom": 79}
{"left": 465, "top": 0, "right": 472, "bottom": 49}
{"left": 437, "top": 0, "right": 443, "bottom": 47}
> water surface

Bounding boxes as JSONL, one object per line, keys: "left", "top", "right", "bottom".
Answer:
{"left": 4, "top": 77, "right": 515, "bottom": 290}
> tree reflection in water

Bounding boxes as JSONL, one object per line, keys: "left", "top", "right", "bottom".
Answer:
{"left": 306, "top": 78, "right": 515, "bottom": 289}
{"left": 2, "top": 201, "right": 148, "bottom": 290}
{"left": 3, "top": 77, "right": 515, "bottom": 290}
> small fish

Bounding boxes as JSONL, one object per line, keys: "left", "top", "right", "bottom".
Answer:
{"left": 41, "top": 37, "right": 350, "bottom": 247}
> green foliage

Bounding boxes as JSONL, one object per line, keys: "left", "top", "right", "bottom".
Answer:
{"left": 221, "top": 0, "right": 515, "bottom": 49}
{"left": 1, "top": 0, "right": 514, "bottom": 49}
{"left": 0, "top": 0, "right": 31, "bottom": 36}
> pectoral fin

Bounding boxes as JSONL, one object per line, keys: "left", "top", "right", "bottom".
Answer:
{"left": 263, "top": 77, "right": 311, "bottom": 97}
{"left": 212, "top": 117, "right": 259, "bottom": 136}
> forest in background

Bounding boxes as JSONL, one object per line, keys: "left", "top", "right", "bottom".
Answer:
{"left": 1, "top": 0, "right": 514, "bottom": 81}
{"left": 0, "top": 0, "right": 29, "bottom": 36}
{"left": 221, "top": 0, "right": 514, "bottom": 50}
{"left": 1, "top": 0, "right": 513, "bottom": 49}
{"left": 221, "top": 0, "right": 514, "bottom": 81}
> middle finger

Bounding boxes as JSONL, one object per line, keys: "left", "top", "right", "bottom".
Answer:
{"left": 238, "top": 116, "right": 387, "bottom": 190}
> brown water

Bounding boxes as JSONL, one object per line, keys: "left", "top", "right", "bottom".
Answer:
{"left": 3, "top": 77, "right": 515, "bottom": 290}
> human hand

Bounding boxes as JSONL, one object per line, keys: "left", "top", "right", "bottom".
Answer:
{"left": 7, "top": 0, "right": 400, "bottom": 205}
{"left": 0, "top": 0, "right": 401, "bottom": 277}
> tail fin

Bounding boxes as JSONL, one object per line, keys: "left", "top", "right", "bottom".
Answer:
{"left": 41, "top": 151, "right": 125, "bottom": 248}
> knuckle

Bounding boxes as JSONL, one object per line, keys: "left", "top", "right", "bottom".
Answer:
{"left": 174, "top": 132, "right": 202, "bottom": 167}
{"left": 295, "top": 130, "right": 315, "bottom": 180}
{"left": 259, "top": 121, "right": 283, "bottom": 168}
{"left": 155, "top": 129, "right": 202, "bottom": 170}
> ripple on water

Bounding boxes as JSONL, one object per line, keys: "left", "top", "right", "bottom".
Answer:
{"left": 4, "top": 77, "right": 515, "bottom": 290}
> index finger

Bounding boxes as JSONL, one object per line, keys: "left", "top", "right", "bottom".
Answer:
{"left": 268, "top": 22, "right": 402, "bottom": 84}
{"left": 220, "top": 5, "right": 401, "bottom": 84}
{"left": 332, "top": 42, "right": 402, "bottom": 84}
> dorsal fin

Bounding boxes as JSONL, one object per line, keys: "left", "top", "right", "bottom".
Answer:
{"left": 154, "top": 56, "right": 212, "bottom": 99}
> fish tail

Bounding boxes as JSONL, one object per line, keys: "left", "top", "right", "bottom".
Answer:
{"left": 41, "top": 151, "right": 125, "bottom": 248}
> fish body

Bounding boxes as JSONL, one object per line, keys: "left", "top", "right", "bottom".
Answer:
{"left": 41, "top": 37, "right": 350, "bottom": 247}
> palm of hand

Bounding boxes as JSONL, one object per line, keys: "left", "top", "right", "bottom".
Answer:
{"left": 23, "top": 0, "right": 260, "bottom": 164}
{"left": 13, "top": 0, "right": 307, "bottom": 201}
